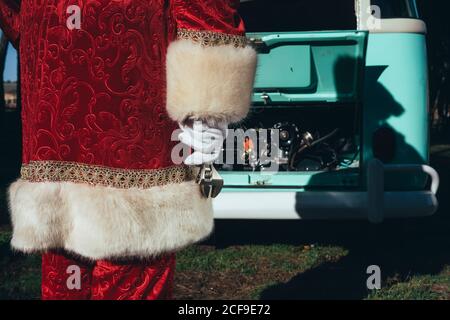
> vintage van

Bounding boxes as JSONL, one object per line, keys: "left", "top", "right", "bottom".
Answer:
{"left": 213, "top": 0, "right": 439, "bottom": 223}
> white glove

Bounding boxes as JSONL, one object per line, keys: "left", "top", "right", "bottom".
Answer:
{"left": 178, "top": 121, "right": 228, "bottom": 166}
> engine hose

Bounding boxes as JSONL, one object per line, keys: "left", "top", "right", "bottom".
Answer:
{"left": 289, "top": 128, "right": 340, "bottom": 170}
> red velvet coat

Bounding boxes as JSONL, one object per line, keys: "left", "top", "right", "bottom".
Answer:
{"left": 0, "top": 0, "right": 256, "bottom": 260}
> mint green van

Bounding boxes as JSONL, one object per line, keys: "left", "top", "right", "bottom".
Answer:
{"left": 213, "top": 0, "right": 439, "bottom": 223}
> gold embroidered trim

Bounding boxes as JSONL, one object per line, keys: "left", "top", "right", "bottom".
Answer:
{"left": 177, "top": 28, "right": 248, "bottom": 48}
{"left": 21, "top": 161, "right": 194, "bottom": 189}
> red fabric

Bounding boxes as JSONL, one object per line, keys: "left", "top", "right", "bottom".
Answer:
{"left": 42, "top": 251, "right": 93, "bottom": 300}
{"left": 0, "top": 0, "right": 245, "bottom": 171}
{"left": 0, "top": 0, "right": 20, "bottom": 48}
{"left": 1, "top": 1, "right": 244, "bottom": 298}
{"left": 42, "top": 251, "right": 176, "bottom": 300}
{"left": 171, "top": 0, "right": 245, "bottom": 36}
{"left": 18, "top": 0, "right": 176, "bottom": 169}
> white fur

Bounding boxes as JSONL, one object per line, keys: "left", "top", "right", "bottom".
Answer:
{"left": 166, "top": 39, "right": 257, "bottom": 124}
{"left": 8, "top": 179, "right": 213, "bottom": 260}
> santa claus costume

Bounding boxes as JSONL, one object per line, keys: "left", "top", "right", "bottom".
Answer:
{"left": 0, "top": 0, "right": 256, "bottom": 300}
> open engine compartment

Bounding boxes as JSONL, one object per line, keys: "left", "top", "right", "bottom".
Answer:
{"left": 216, "top": 1, "right": 367, "bottom": 188}
{"left": 219, "top": 104, "right": 360, "bottom": 174}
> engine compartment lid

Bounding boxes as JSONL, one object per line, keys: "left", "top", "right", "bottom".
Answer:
{"left": 248, "top": 31, "right": 368, "bottom": 105}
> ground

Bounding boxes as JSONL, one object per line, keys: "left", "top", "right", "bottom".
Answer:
{"left": 0, "top": 147, "right": 449, "bottom": 300}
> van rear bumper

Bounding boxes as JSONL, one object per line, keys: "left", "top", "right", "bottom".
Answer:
{"left": 213, "top": 160, "right": 439, "bottom": 223}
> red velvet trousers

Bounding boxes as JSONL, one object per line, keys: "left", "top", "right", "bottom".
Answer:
{"left": 41, "top": 251, "right": 176, "bottom": 300}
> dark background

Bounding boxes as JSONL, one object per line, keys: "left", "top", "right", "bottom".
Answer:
{"left": 418, "top": 0, "right": 450, "bottom": 142}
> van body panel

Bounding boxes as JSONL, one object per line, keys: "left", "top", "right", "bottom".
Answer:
{"left": 363, "top": 33, "right": 429, "bottom": 190}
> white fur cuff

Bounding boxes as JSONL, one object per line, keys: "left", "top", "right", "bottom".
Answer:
{"left": 166, "top": 39, "right": 257, "bottom": 124}
{"left": 8, "top": 179, "right": 213, "bottom": 260}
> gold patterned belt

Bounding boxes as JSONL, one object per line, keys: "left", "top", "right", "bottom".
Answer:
{"left": 20, "top": 161, "right": 194, "bottom": 189}
{"left": 177, "top": 28, "right": 249, "bottom": 48}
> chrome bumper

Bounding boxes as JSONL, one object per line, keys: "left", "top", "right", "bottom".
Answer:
{"left": 213, "top": 160, "right": 439, "bottom": 223}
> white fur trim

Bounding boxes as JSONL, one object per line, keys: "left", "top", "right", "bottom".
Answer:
{"left": 8, "top": 179, "right": 213, "bottom": 260}
{"left": 166, "top": 39, "right": 257, "bottom": 123}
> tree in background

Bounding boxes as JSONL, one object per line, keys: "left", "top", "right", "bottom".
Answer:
{"left": 0, "top": 34, "right": 21, "bottom": 167}
{"left": 418, "top": 0, "right": 450, "bottom": 142}
{"left": 0, "top": 33, "right": 7, "bottom": 118}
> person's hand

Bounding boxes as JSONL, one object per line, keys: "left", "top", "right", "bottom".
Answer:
{"left": 178, "top": 121, "right": 228, "bottom": 166}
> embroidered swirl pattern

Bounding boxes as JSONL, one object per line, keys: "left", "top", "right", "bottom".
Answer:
{"left": 2, "top": 0, "right": 246, "bottom": 179}
{"left": 42, "top": 251, "right": 176, "bottom": 300}
{"left": 19, "top": 0, "right": 177, "bottom": 170}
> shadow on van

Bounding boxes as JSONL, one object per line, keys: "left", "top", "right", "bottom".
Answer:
{"left": 212, "top": 57, "right": 449, "bottom": 299}
{"left": 294, "top": 57, "right": 427, "bottom": 221}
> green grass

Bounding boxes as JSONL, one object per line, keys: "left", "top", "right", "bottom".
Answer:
{"left": 0, "top": 227, "right": 448, "bottom": 300}
{"left": 176, "top": 244, "right": 346, "bottom": 275}
{"left": 174, "top": 244, "right": 348, "bottom": 299}
{"left": 0, "top": 229, "right": 41, "bottom": 300}
{"left": 368, "top": 268, "right": 450, "bottom": 300}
